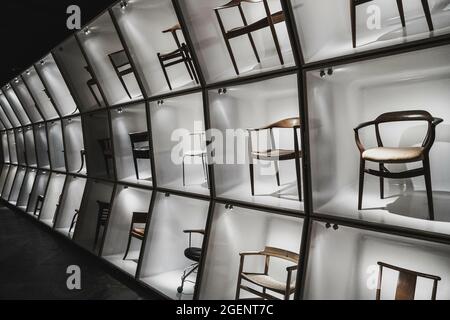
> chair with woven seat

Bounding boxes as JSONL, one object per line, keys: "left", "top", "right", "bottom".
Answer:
{"left": 350, "top": 0, "right": 434, "bottom": 48}
{"left": 108, "top": 50, "right": 134, "bottom": 100}
{"left": 247, "top": 117, "right": 302, "bottom": 200}
{"left": 123, "top": 211, "right": 148, "bottom": 261}
{"left": 177, "top": 229, "right": 205, "bottom": 294}
{"left": 93, "top": 201, "right": 111, "bottom": 250}
{"left": 84, "top": 66, "right": 102, "bottom": 107}
{"left": 98, "top": 138, "right": 114, "bottom": 178}
{"left": 157, "top": 24, "right": 199, "bottom": 91}
{"left": 376, "top": 262, "right": 441, "bottom": 300}
{"left": 214, "top": 0, "right": 286, "bottom": 75}
{"left": 354, "top": 110, "right": 443, "bottom": 220}
{"left": 236, "top": 246, "right": 299, "bottom": 300}
{"left": 129, "top": 131, "right": 151, "bottom": 180}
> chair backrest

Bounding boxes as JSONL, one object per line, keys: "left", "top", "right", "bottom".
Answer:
{"left": 129, "top": 131, "right": 149, "bottom": 145}
{"left": 98, "top": 138, "right": 112, "bottom": 155}
{"left": 132, "top": 211, "right": 148, "bottom": 224}
{"left": 266, "top": 117, "right": 301, "bottom": 129}
{"left": 376, "top": 262, "right": 441, "bottom": 300}
{"left": 375, "top": 110, "right": 434, "bottom": 124}
{"left": 96, "top": 201, "right": 110, "bottom": 223}
{"left": 108, "top": 50, "right": 130, "bottom": 69}
{"left": 263, "top": 246, "right": 299, "bottom": 264}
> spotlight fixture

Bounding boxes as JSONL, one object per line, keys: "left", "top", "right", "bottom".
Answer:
{"left": 26, "top": 70, "right": 31, "bottom": 75}
{"left": 40, "top": 60, "right": 45, "bottom": 66}
{"left": 14, "top": 78, "right": 19, "bottom": 84}
{"left": 327, "top": 68, "right": 333, "bottom": 76}
{"left": 225, "top": 204, "right": 234, "bottom": 210}
{"left": 84, "top": 28, "right": 91, "bottom": 36}
{"left": 157, "top": 100, "right": 164, "bottom": 106}
{"left": 165, "top": 193, "right": 170, "bottom": 198}
{"left": 117, "top": 107, "right": 124, "bottom": 114}
{"left": 325, "top": 222, "right": 331, "bottom": 229}
{"left": 124, "top": 185, "right": 129, "bottom": 190}
{"left": 218, "top": 88, "right": 227, "bottom": 95}
{"left": 120, "top": 0, "right": 129, "bottom": 10}
{"left": 5, "top": 84, "right": 10, "bottom": 89}
{"left": 333, "top": 224, "right": 339, "bottom": 231}
{"left": 320, "top": 70, "right": 326, "bottom": 78}
{"left": 67, "top": 118, "right": 73, "bottom": 123}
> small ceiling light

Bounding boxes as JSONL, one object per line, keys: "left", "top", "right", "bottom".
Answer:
{"left": 123, "top": 185, "right": 129, "bottom": 190}
{"left": 327, "top": 68, "right": 333, "bottom": 76}
{"left": 26, "top": 70, "right": 31, "bottom": 75}
{"left": 40, "top": 60, "right": 45, "bottom": 66}
{"left": 120, "top": 0, "right": 129, "bottom": 10}
{"left": 165, "top": 192, "right": 170, "bottom": 198}
{"left": 225, "top": 204, "right": 234, "bottom": 210}
{"left": 67, "top": 118, "right": 73, "bottom": 123}
{"left": 84, "top": 28, "right": 91, "bottom": 36}
{"left": 14, "top": 78, "right": 19, "bottom": 84}
{"left": 5, "top": 84, "right": 10, "bottom": 89}
{"left": 157, "top": 100, "right": 164, "bottom": 106}
{"left": 117, "top": 107, "right": 124, "bottom": 114}
{"left": 320, "top": 70, "right": 326, "bottom": 78}
{"left": 218, "top": 88, "right": 227, "bottom": 95}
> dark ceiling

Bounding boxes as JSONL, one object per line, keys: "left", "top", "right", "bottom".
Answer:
{"left": 0, "top": 0, "right": 117, "bottom": 85}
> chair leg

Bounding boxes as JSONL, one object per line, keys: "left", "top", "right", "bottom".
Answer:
{"left": 379, "top": 164, "right": 385, "bottom": 199}
{"left": 123, "top": 235, "right": 133, "bottom": 260}
{"left": 249, "top": 163, "right": 255, "bottom": 196}
{"left": 274, "top": 160, "right": 281, "bottom": 187}
{"left": 350, "top": 0, "right": 357, "bottom": 48}
{"left": 182, "top": 156, "right": 187, "bottom": 187}
{"left": 104, "top": 156, "right": 111, "bottom": 178}
{"left": 133, "top": 154, "right": 140, "bottom": 180}
{"left": 187, "top": 56, "right": 199, "bottom": 84}
{"left": 296, "top": 158, "right": 303, "bottom": 202}
{"left": 158, "top": 53, "right": 173, "bottom": 91}
{"left": 423, "top": 157, "right": 435, "bottom": 221}
{"left": 225, "top": 37, "right": 240, "bottom": 75}
{"left": 421, "top": 0, "right": 434, "bottom": 31}
{"left": 268, "top": 22, "right": 284, "bottom": 65}
{"left": 396, "top": 0, "right": 406, "bottom": 27}
{"left": 358, "top": 159, "right": 365, "bottom": 210}
{"left": 118, "top": 75, "right": 132, "bottom": 100}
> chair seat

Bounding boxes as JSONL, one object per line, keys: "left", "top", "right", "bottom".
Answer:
{"left": 184, "top": 247, "right": 202, "bottom": 262}
{"left": 252, "top": 149, "right": 300, "bottom": 161}
{"left": 131, "top": 228, "right": 146, "bottom": 238}
{"left": 184, "top": 150, "right": 207, "bottom": 157}
{"left": 241, "top": 273, "right": 295, "bottom": 293}
{"left": 227, "top": 11, "right": 285, "bottom": 39}
{"left": 363, "top": 147, "right": 424, "bottom": 163}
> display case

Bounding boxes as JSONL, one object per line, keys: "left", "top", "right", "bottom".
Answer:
{"left": 304, "top": 222, "right": 450, "bottom": 300}
{"left": 111, "top": 102, "right": 152, "bottom": 186}
{"left": 21, "top": 67, "right": 59, "bottom": 120}
{"left": 53, "top": 36, "right": 106, "bottom": 111}
{"left": 0, "top": 108, "right": 10, "bottom": 130}
{"left": 150, "top": 92, "right": 207, "bottom": 194}
{"left": 53, "top": 176, "right": 87, "bottom": 238}
{"left": 10, "top": 76, "right": 43, "bottom": 123}
{"left": 39, "top": 173, "right": 66, "bottom": 227}
{"left": 23, "top": 126, "right": 37, "bottom": 167}
{"left": 0, "top": 164, "right": 10, "bottom": 197}
{"left": 1, "top": 131, "right": 10, "bottom": 163}
{"left": 63, "top": 116, "right": 86, "bottom": 174}
{"left": 3, "top": 84, "right": 31, "bottom": 126}
{"left": 179, "top": 0, "right": 295, "bottom": 83}
{"left": 7, "top": 166, "right": 26, "bottom": 205}
{"left": 34, "top": 54, "right": 79, "bottom": 117}
{"left": 1, "top": 165, "right": 18, "bottom": 201}
{"left": 101, "top": 185, "right": 152, "bottom": 276}
{"left": 199, "top": 204, "right": 303, "bottom": 300}
{"left": 73, "top": 180, "right": 115, "bottom": 254}
{"left": 0, "top": 90, "right": 21, "bottom": 128}
{"left": 14, "top": 129, "right": 26, "bottom": 166}
{"left": 139, "top": 193, "right": 210, "bottom": 299}
{"left": 111, "top": 0, "right": 200, "bottom": 96}
{"left": 47, "top": 120, "right": 66, "bottom": 171}
{"left": 7, "top": 130, "right": 17, "bottom": 164}
{"left": 291, "top": 0, "right": 450, "bottom": 63}
{"left": 77, "top": 12, "right": 143, "bottom": 106}
{"left": 307, "top": 45, "right": 450, "bottom": 235}
{"left": 34, "top": 124, "right": 50, "bottom": 169}
{"left": 26, "top": 170, "right": 50, "bottom": 216}
{"left": 16, "top": 168, "right": 37, "bottom": 212}
{"left": 209, "top": 73, "right": 303, "bottom": 211}
{"left": 82, "top": 110, "right": 114, "bottom": 179}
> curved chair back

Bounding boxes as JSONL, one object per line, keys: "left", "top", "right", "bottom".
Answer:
{"left": 263, "top": 246, "right": 299, "bottom": 264}
{"left": 266, "top": 117, "right": 300, "bottom": 129}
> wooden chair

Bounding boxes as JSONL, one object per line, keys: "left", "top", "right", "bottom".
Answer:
{"left": 157, "top": 24, "right": 199, "bottom": 91}
{"left": 93, "top": 201, "right": 111, "bottom": 250}
{"left": 182, "top": 132, "right": 209, "bottom": 187}
{"left": 236, "top": 246, "right": 299, "bottom": 300}
{"left": 84, "top": 66, "right": 102, "bottom": 107}
{"left": 376, "top": 262, "right": 441, "bottom": 300}
{"left": 68, "top": 209, "right": 80, "bottom": 236}
{"left": 76, "top": 149, "right": 86, "bottom": 174}
{"left": 33, "top": 195, "right": 45, "bottom": 217}
{"left": 214, "top": 0, "right": 286, "bottom": 75}
{"left": 350, "top": 0, "right": 434, "bottom": 48}
{"left": 247, "top": 117, "right": 302, "bottom": 200}
{"left": 354, "top": 110, "right": 443, "bottom": 220}
{"left": 123, "top": 211, "right": 148, "bottom": 261}
{"left": 129, "top": 131, "right": 151, "bottom": 180}
{"left": 177, "top": 229, "right": 205, "bottom": 294}
{"left": 108, "top": 50, "right": 134, "bottom": 100}
{"left": 98, "top": 138, "right": 114, "bottom": 178}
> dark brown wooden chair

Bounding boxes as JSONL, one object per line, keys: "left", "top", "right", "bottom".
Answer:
{"left": 123, "top": 211, "right": 148, "bottom": 261}
{"left": 76, "top": 149, "right": 86, "bottom": 174}
{"left": 177, "top": 229, "right": 205, "bottom": 294}
{"left": 93, "top": 201, "right": 111, "bottom": 250}
{"left": 350, "top": 0, "right": 434, "bottom": 48}
{"left": 68, "top": 209, "right": 80, "bottom": 236}
{"left": 33, "top": 195, "right": 45, "bottom": 217}
{"left": 354, "top": 110, "right": 443, "bottom": 220}
{"left": 98, "top": 138, "right": 114, "bottom": 178}
{"left": 108, "top": 50, "right": 134, "bottom": 100}
{"left": 129, "top": 131, "right": 151, "bottom": 180}
{"left": 214, "top": 0, "right": 286, "bottom": 75}
{"left": 157, "top": 24, "right": 199, "bottom": 91}
{"left": 247, "top": 117, "right": 302, "bottom": 200}
{"left": 84, "top": 66, "right": 102, "bottom": 107}
{"left": 376, "top": 262, "right": 441, "bottom": 300}
{"left": 236, "top": 246, "right": 299, "bottom": 300}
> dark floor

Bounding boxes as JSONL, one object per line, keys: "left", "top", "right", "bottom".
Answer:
{"left": 0, "top": 205, "right": 159, "bottom": 300}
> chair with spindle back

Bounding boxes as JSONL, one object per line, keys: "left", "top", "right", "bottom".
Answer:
{"left": 129, "top": 131, "right": 151, "bottom": 180}
{"left": 93, "top": 201, "right": 111, "bottom": 250}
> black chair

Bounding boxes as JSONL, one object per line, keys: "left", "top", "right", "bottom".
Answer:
{"left": 157, "top": 24, "right": 199, "bottom": 91}
{"left": 68, "top": 209, "right": 80, "bottom": 236}
{"left": 76, "top": 149, "right": 86, "bottom": 174}
{"left": 93, "top": 201, "right": 111, "bottom": 250}
{"left": 84, "top": 66, "right": 102, "bottom": 107}
{"left": 129, "top": 131, "right": 151, "bottom": 180}
{"left": 98, "top": 138, "right": 114, "bottom": 178}
{"left": 123, "top": 212, "right": 148, "bottom": 261}
{"left": 33, "top": 195, "right": 45, "bottom": 218}
{"left": 108, "top": 50, "right": 134, "bottom": 100}
{"left": 177, "top": 229, "right": 205, "bottom": 294}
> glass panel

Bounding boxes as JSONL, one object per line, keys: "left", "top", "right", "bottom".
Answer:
{"left": 23, "top": 126, "right": 37, "bottom": 167}
{"left": 34, "top": 123, "right": 50, "bottom": 169}
{"left": 139, "top": 193, "right": 210, "bottom": 300}
{"left": 304, "top": 222, "right": 450, "bottom": 300}
{"left": 14, "top": 129, "right": 26, "bottom": 166}
{"left": 0, "top": 90, "right": 21, "bottom": 127}
{"left": 77, "top": 12, "right": 143, "bottom": 106}
{"left": 102, "top": 185, "right": 151, "bottom": 276}
{"left": 7, "top": 131, "right": 17, "bottom": 164}
{"left": 3, "top": 84, "right": 31, "bottom": 125}
{"left": 39, "top": 173, "right": 66, "bottom": 228}
{"left": 1, "top": 131, "right": 10, "bottom": 163}
{"left": 2, "top": 165, "right": 18, "bottom": 200}
{"left": 0, "top": 165, "right": 11, "bottom": 198}
{"left": 308, "top": 45, "right": 450, "bottom": 235}
{"left": 35, "top": 54, "right": 79, "bottom": 117}
{"left": 8, "top": 167, "right": 26, "bottom": 206}
{"left": 47, "top": 120, "right": 65, "bottom": 171}
{"left": 11, "top": 76, "right": 43, "bottom": 123}
{"left": 180, "top": 0, "right": 295, "bottom": 84}
{"left": 63, "top": 116, "right": 86, "bottom": 174}
{"left": 0, "top": 103, "right": 12, "bottom": 129}
{"left": 16, "top": 169, "right": 37, "bottom": 212}
{"left": 200, "top": 204, "right": 303, "bottom": 300}
{"left": 150, "top": 92, "right": 207, "bottom": 195}
{"left": 26, "top": 171, "right": 50, "bottom": 216}
{"left": 292, "top": 0, "right": 450, "bottom": 63}
{"left": 209, "top": 74, "right": 303, "bottom": 211}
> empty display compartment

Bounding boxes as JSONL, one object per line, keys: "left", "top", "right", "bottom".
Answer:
{"left": 150, "top": 92, "right": 207, "bottom": 195}
{"left": 291, "top": 0, "right": 450, "bottom": 63}
{"left": 304, "top": 222, "right": 450, "bottom": 300}
{"left": 179, "top": 0, "right": 295, "bottom": 84}
{"left": 111, "top": 102, "right": 152, "bottom": 186}
{"left": 47, "top": 120, "right": 66, "bottom": 171}
{"left": 139, "top": 192, "right": 210, "bottom": 300}
{"left": 63, "top": 116, "right": 86, "bottom": 174}
{"left": 111, "top": 0, "right": 200, "bottom": 96}
{"left": 14, "top": 129, "right": 26, "bottom": 166}
{"left": 0, "top": 101, "right": 12, "bottom": 130}
{"left": 0, "top": 89, "right": 21, "bottom": 128}
{"left": 308, "top": 45, "right": 450, "bottom": 235}
{"left": 0, "top": 165, "right": 11, "bottom": 198}
{"left": 3, "top": 84, "right": 31, "bottom": 126}
{"left": 39, "top": 173, "right": 67, "bottom": 227}
{"left": 34, "top": 123, "right": 50, "bottom": 169}
{"left": 23, "top": 126, "right": 37, "bottom": 167}
{"left": 16, "top": 169, "right": 37, "bottom": 212}
{"left": 77, "top": 12, "right": 143, "bottom": 106}
{"left": 8, "top": 166, "right": 26, "bottom": 206}
{"left": 35, "top": 54, "right": 79, "bottom": 117}
{"left": 7, "top": 130, "right": 17, "bottom": 164}
{"left": 26, "top": 171, "right": 50, "bottom": 217}
{"left": 2, "top": 165, "right": 18, "bottom": 201}
{"left": 1, "top": 131, "right": 10, "bottom": 163}
{"left": 199, "top": 204, "right": 303, "bottom": 300}
{"left": 101, "top": 185, "right": 152, "bottom": 276}
{"left": 209, "top": 73, "right": 303, "bottom": 211}
{"left": 11, "top": 75, "right": 43, "bottom": 123}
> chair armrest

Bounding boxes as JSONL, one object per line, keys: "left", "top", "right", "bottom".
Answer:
{"left": 239, "top": 251, "right": 264, "bottom": 257}
{"left": 286, "top": 265, "right": 298, "bottom": 272}
{"left": 214, "top": 0, "right": 241, "bottom": 11}
{"left": 184, "top": 229, "right": 205, "bottom": 235}
{"left": 354, "top": 120, "right": 375, "bottom": 132}
{"left": 432, "top": 117, "right": 444, "bottom": 126}
{"left": 354, "top": 121, "right": 375, "bottom": 154}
